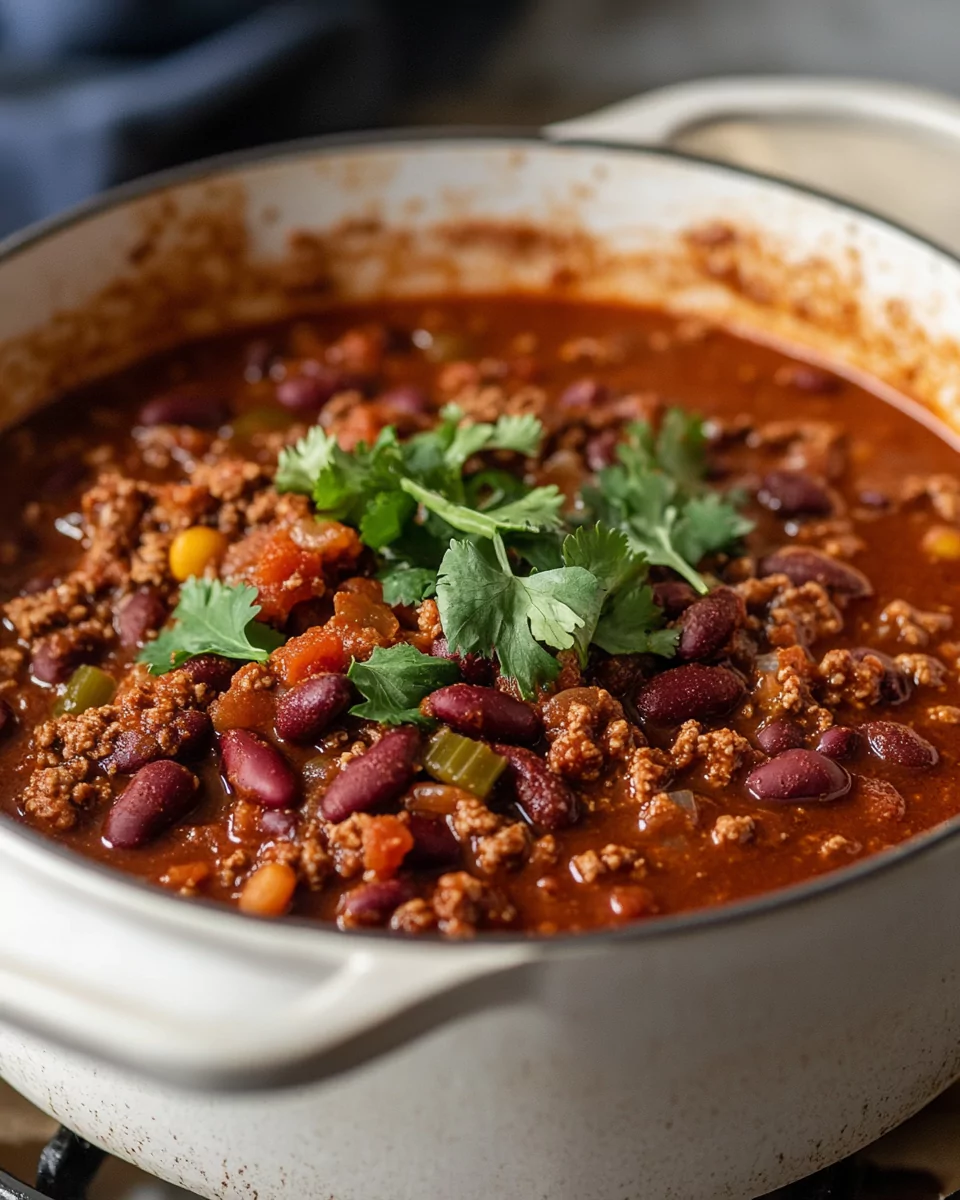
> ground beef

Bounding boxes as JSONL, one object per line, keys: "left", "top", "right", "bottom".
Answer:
{"left": 431, "top": 871, "right": 516, "bottom": 937}
{"left": 390, "top": 897, "right": 438, "bottom": 934}
{"left": 711, "top": 814, "right": 756, "bottom": 845}
{"left": 542, "top": 686, "right": 636, "bottom": 782}
{"left": 894, "top": 653, "right": 947, "bottom": 689}
{"left": 817, "top": 649, "right": 885, "bottom": 708}
{"left": 474, "top": 822, "right": 531, "bottom": 874}
{"left": 878, "top": 599, "right": 952, "bottom": 647}
{"left": 737, "top": 575, "right": 842, "bottom": 648}
{"left": 20, "top": 759, "right": 111, "bottom": 831}
{"left": 569, "top": 843, "right": 641, "bottom": 884}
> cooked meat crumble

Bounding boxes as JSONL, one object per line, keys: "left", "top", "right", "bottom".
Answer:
{"left": 1, "top": 297, "right": 959, "bottom": 937}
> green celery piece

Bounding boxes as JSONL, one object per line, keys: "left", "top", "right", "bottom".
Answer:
{"left": 424, "top": 726, "right": 507, "bottom": 799}
{"left": 54, "top": 665, "right": 116, "bottom": 716}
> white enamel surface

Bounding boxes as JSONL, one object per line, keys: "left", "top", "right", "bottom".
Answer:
{"left": 2, "top": 133, "right": 960, "bottom": 1196}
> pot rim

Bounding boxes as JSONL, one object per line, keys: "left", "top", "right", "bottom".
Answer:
{"left": 3, "top": 124, "right": 960, "bottom": 953}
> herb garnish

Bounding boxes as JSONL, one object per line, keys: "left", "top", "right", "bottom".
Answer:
{"left": 583, "top": 409, "right": 753, "bottom": 594}
{"left": 139, "top": 578, "right": 283, "bottom": 675}
{"left": 151, "top": 404, "right": 747, "bottom": 694}
{"left": 347, "top": 644, "right": 459, "bottom": 727}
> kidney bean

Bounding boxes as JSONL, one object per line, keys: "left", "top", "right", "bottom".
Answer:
{"left": 275, "top": 373, "right": 340, "bottom": 413}
{"left": 851, "top": 647, "right": 912, "bottom": 705}
{"left": 756, "top": 719, "right": 805, "bottom": 755}
{"left": 380, "top": 385, "right": 429, "bottom": 416}
{"left": 759, "top": 546, "right": 872, "bottom": 597}
{"left": 104, "top": 711, "right": 212, "bottom": 775}
{"left": 30, "top": 635, "right": 80, "bottom": 685}
{"left": 116, "top": 589, "right": 167, "bottom": 649}
{"left": 651, "top": 580, "right": 698, "bottom": 616}
{"left": 338, "top": 878, "right": 417, "bottom": 927}
{"left": 138, "top": 390, "right": 228, "bottom": 427}
{"left": 103, "top": 760, "right": 199, "bottom": 849}
{"left": 275, "top": 674, "right": 354, "bottom": 743}
{"left": 260, "top": 809, "right": 299, "bottom": 840}
{"left": 219, "top": 729, "right": 299, "bottom": 809}
{"left": 746, "top": 748, "right": 851, "bottom": 803}
{"left": 559, "top": 378, "right": 608, "bottom": 410}
{"left": 816, "top": 726, "right": 860, "bottom": 761}
{"left": 424, "top": 683, "right": 541, "bottom": 744}
{"left": 180, "top": 654, "right": 237, "bottom": 693}
{"left": 493, "top": 744, "right": 578, "bottom": 831}
{"left": 172, "top": 710, "right": 213, "bottom": 761}
{"left": 585, "top": 429, "right": 619, "bottom": 471}
{"left": 0, "top": 697, "right": 13, "bottom": 737}
{"left": 321, "top": 726, "right": 421, "bottom": 822}
{"left": 757, "top": 470, "right": 832, "bottom": 517}
{"left": 678, "top": 587, "right": 743, "bottom": 661}
{"left": 636, "top": 664, "right": 744, "bottom": 725}
{"left": 429, "top": 636, "right": 493, "bottom": 686}
{"left": 407, "top": 814, "right": 461, "bottom": 867}
{"left": 862, "top": 721, "right": 938, "bottom": 769}
{"left": 103, "top": 729, "right": 161, "bottom": 775}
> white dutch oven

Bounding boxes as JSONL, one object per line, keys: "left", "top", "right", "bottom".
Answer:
{"left": 4, "top": 79, "right": 960, "bottom": 1200}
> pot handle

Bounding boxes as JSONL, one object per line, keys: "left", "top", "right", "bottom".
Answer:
{"left": 0, "top": 931, "right": 535, "bottom": 1091}
{"left": 547, "top": 75, "right": 960, "bottom": 150}
{"left": 0, "top": 829, "right": 537, "bottom": 1091}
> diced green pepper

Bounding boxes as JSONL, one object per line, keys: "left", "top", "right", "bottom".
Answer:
{"left": 53, "top": 665, "right": 117, "bottom": 716}
{"left": 424, "top": 727, "right": 506, "bottom": 799}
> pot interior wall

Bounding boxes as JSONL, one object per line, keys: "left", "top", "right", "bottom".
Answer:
{"left": 0, "top": 138, "right": 959, "bottom": 436}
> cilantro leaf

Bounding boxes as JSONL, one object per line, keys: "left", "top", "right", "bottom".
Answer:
{"left": 139, "top": 579, "right": 283, "bottom": 675}
{"left": 649, "top": 407, "right": 708, "bottom": 491}
{"left": 400, "top": 478, "right": 563, "bottom": 538}
{"left": 359, "top": 489, "right": 416, "bottom": 551}
{"left": 585, "top": 414, "right": 753, "bottom": 593}
{"left": 378, "top": 565, "right": 438, "bottom": 606}
{"left": 436, "top": 536, "right": 600, "bottom": 698}
{"left": 347, "top": 644, "right": 459, "bottom": 727}
{"left": 672, "top": 492, "right": 754, "bottom": 565}
{"left": 593, "top": 586, "right": 679, "bottom": 657}
{"left": 275, "top": 426, "right": 338, "bottom": 495}
{"left": 559, "top": 523, "right": 676, "bottom": 660}
{"left": 443, "top": 409, "right": 544, "bottom": 472}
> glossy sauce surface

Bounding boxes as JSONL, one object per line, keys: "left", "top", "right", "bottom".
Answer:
{"left": 2, "top": 298, "right": 959, "bottom": 935}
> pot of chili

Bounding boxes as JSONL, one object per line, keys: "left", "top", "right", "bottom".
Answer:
{"left": 2, "top": 84, "right": 960, "bottom": 1199}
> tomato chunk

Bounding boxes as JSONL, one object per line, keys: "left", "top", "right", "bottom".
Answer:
{"left": 363, "top": 815, "right": 415, "bottom": 879}
{"left": 271, "top": 626, "right": 348, "bottom": 686}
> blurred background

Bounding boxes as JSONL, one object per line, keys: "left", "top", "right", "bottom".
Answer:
{"left": 0, "top": 0, "right": 959, "bottom": 237}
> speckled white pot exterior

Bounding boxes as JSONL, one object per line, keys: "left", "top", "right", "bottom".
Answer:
{"left": 2, "top": 88, "right": 960, "bottom": 1199}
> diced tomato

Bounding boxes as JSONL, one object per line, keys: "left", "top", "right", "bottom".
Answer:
{"left": 338, "top": 576, "right": 384, "bottom": 601}
{"left": 211, "top": 663, "right": 277, "bottom": 734}
{"left": 271, "top": 625, "right": 348, "bottom": 686}
{"left": 223, "top": 519, "right": 362, "bottom": 623}
{"left": 362, "top": 815, "right": 414, "bottom": 879}
{"left": 331, "top": 590, "right": 399, "bottom": 638}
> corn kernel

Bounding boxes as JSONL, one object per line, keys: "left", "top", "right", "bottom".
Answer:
{"left": 922, "top": 525, "right": 960, "bottom": 561}
{"left": 238, "top": 862, "right": 297, "bottom": 917}
{"left": 169, "top": 526, "right": 228, "bottom": 581}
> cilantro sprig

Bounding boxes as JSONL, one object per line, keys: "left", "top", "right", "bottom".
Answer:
{"left": 583, "top": 409, "right": 752, "bottom": 593}
{"left": 139, "top": 579, "right": 283, "bottom": 675}
{"left": 269, "top": 402, "right": 748, "bottom": 697}
{"left": 347, "top": 644, "right": 459, "bottom": 727}
{"left": 436, "top": 535, "right": 599, "bottom": 698}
